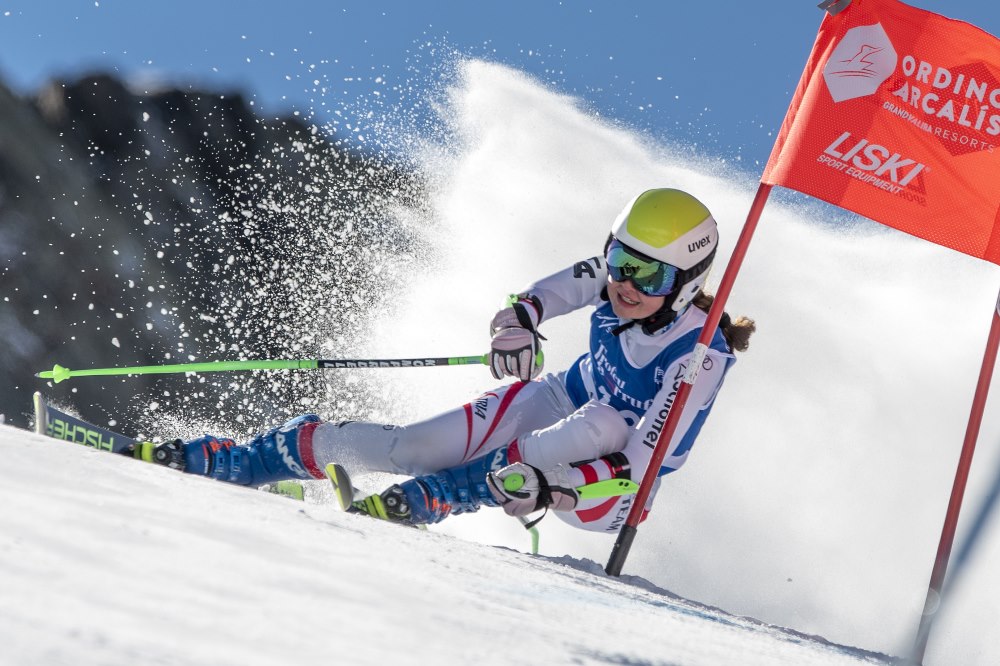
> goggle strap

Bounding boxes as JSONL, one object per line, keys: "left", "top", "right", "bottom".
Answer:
{"left": 672, "top": 246, "right": 717, "bottom": 291}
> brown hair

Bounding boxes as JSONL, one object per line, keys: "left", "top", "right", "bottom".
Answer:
{"left": 692, "top": 292, "right": 755, "bottom": 352}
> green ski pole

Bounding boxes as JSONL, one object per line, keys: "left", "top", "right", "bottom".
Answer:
{"left": 502, "top": 473, "right": 639, "bottom": 499}
{"left": 37, "top": 355, "right": 490, "bottom": 384}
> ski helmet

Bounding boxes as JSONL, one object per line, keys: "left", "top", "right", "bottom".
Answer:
{"left": 609, "top": 188, "right": 718, "bottom": 312}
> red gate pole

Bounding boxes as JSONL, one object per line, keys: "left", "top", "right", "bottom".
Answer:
{"left": 605, "top": 182, "right": 773, "bottom": 576}
{"left": 911, "top": 292, "right": 1000, "bottom": 663}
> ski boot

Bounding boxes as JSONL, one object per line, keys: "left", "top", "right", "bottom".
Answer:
{"left": 129, "top": 438, "right": 305, "bottom": 499}
{"left": 326, "top": 447, "right": 510, "bottom": 526}
{"left": 132, "top": 414, "right": 326, "bottom": 487}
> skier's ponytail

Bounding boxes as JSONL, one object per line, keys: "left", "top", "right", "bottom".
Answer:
{"left": 692, "top": 292, "right": 755, "bottom": 353}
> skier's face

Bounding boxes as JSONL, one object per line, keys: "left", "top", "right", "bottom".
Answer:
{"left": 607, "top": 275, "right": 666, "bottom": 320}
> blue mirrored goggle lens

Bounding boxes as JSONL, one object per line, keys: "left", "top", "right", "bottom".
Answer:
{"left": 605, "top": 239, "right": 681, "bottom": 297}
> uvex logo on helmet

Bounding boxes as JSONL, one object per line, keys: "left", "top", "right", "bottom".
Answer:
{"left": 824, "top": 23, "right": 898, "bottom": 102}
{"left": 687, "top": 235, "right": 712, "bottom": 253}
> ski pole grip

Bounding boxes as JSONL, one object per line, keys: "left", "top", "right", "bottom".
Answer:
{"left": 503, "top": 473, "right": 526, "bottom": 492}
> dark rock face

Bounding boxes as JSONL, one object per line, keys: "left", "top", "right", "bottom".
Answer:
{"left": 0, "top": 73, "right": 421, "bottom": 435}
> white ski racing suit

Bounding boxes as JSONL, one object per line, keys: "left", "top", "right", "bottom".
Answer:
{"left": 311, "top": 256, "right": 736, "bottom": 532}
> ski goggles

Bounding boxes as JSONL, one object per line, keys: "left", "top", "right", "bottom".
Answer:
{"left": 605, "top": 238, "right": 682, "bottom": 297}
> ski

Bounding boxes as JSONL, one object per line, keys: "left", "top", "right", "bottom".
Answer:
{"left": 33, "top": 391, "right": 138, "bottom": 454}
{"left": 31, "top": 392, "right": 306, "bottom": 501}
{"left": 260, "top": 480, "right": 306, "bottom": 501}
{"left": 325, "top": 463, "right": 356, "bottom": 511}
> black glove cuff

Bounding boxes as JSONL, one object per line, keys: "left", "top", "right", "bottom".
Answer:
{"left": 512, "top": 295, "right": 547, "bottom": 340}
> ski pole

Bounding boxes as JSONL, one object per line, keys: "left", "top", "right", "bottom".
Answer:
{"left": 502, "top": 474, "right": 639, "bottom": 500}
{"left": 37, "top": 355, "right": 490, "bottom": 384}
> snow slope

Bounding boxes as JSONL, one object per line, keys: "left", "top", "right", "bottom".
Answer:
{"left": 0, "top": 424, "right": 892, "bottom": 666}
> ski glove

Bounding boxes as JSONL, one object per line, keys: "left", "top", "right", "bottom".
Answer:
{"left": 486, "top": 462, "right": 578, "bottom": 517}
{"left": 489, "top": 294, "right": 545, "bottom": 382}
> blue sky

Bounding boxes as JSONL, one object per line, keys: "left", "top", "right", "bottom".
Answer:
{"left": 1, "top": 0, "right": 997, "bottom": 170}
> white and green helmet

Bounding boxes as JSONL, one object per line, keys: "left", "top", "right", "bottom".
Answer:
{"left": 609, "top": 188, "right": 718, "bottom": 312}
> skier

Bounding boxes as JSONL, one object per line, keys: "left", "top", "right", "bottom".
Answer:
{"left": 148, "top": 188, "right": 754, "bottom": 532}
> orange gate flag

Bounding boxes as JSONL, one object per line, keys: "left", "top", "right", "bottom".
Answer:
{"left": 763, "top": 0, "right": 1000, "bottom": 264}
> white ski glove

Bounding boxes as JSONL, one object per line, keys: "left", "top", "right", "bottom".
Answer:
{"left": 489, "top": 295, "right": 545, "bottom": 382}
{"left": 486, "top": 462, "right": 578, "bottom": 517}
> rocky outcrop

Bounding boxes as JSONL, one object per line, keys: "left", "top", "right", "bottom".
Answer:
{"left": 0, "top": 73, "right": 421, "bottom": 434}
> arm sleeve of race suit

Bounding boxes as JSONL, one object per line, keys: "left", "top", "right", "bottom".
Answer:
{"left": 519, "top": 256, "right": 607, "bottom": 323}
{"left": 557, "top": 350, "right": 729, "bottom": 533}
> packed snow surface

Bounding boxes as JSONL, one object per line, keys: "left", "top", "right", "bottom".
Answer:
{"left": 0, "top": 425, "right": 893, "bottom": 666}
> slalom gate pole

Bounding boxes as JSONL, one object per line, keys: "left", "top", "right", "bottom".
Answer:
{"left": 605, "top": 183, "right": 773, "bottom": 576}
{"left": 37, "top": 355, "right": 489, "bottom": 384}
{"left": 911, "top": 291, "right": 1000, "bottom": 664}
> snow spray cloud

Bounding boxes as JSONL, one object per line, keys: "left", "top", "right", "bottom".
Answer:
{"left": 360, "top": 58, "right": 1000, "bottom": 664}
{"left": 67, "top": 86, "right": 431, "bottom": 440}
